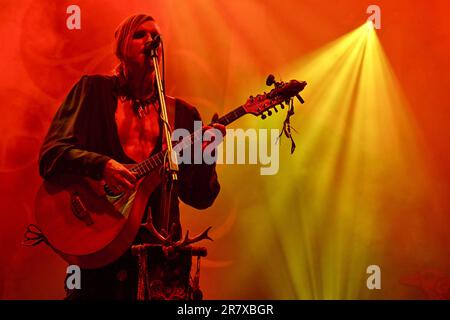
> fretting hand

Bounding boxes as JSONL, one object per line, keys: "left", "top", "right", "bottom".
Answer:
{"left": 202, "top": 113, "right": 226, "bottom": 151}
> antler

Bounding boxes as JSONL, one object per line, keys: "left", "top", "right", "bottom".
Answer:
{"left": 142, "top": 220, "right": 172, "bottom": 246}
{"left": 142, "top": 211, "right": 213, "bottom": 247}
{"left": 174, "top": 226, "right": 213, "bottom": 247}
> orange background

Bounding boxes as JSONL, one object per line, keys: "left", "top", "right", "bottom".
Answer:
{"left": 0, "top": 0, "right": 449, "bottom": 299}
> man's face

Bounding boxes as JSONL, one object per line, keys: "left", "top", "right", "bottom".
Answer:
{"left": 125, "top": 20, "right": 162, "bottom": 69}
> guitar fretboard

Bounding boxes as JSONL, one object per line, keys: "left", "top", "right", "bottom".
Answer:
{"left": 130, "top": 105, "right": 247, "bottom": 179}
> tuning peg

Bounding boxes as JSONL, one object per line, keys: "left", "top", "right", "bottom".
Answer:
{"left": 266, "top": 74, "right": 275, "bottom": 86}
{"left": 261, "top": 114, "right": 267, "bottom": 120}
{"left": 267, "top": 110, "right": 272, "bottom": 116}
{"left": 296, "top": 94, "right": 305, "bottom": 104}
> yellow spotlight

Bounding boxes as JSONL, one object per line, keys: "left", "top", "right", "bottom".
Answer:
{"left": 366, "top": 20, "right": 375, "bottom": 30}
{"left": 225, "top": 22, "right": 429, "bottom": 299}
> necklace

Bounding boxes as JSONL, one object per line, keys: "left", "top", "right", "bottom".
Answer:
{"left": 119, "top": 95, "right": 158, "bottom": 119}
{"left": 133, "top": 98, "right": 153, "bottom": 119}
{"left": 115, "top": 76, "right": 159, "bottom": 119}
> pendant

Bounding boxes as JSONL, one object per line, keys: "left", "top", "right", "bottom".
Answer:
{"left": 132, "top": 96, "right": 155, "bottom": 119}
{"left": 137, "top": 105, "right": 145, "bottom": 119}
{"left": 136, "top": 103, "right": 149, "bottom": 119}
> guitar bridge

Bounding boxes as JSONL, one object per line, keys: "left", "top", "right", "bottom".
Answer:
{"left": 71, "top": 192, "right": 94, "bottom": 226}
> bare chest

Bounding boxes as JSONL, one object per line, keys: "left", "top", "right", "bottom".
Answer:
{"left": 115, "top": 100, "right": 161, "bottom": 163}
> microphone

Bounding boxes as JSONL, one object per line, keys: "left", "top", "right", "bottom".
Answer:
{"left": 143, "top": 34, "right": 162, "bottom": 56}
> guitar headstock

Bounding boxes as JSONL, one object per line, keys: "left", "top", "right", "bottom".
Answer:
{"left": 243, "top": 75, "right": 307, "bottom": 119}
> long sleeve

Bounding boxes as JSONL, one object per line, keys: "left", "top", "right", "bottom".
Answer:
{"left": 177, "top": 102, "right": 221, "bottom": 209}
{"left": 38, "top": 76, "right": 111, "bottom": 180}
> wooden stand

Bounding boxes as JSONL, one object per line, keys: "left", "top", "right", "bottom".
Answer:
{"left": 131, "top": 244, "right": 207, "bottom": 300}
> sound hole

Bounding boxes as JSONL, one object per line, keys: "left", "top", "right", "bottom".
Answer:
{"left": 104, "top": 184, "right": 124, "bottom": 198}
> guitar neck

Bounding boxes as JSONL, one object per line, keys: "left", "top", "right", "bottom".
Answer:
{"left": 214, "top": 105, "right": 247, "bottom": 126}
{"left": 130, "top": 105, "right": 247, "bottom": 179}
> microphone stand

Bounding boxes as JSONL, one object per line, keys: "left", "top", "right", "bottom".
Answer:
{"left": 147, "top": 41, "right": 178, "bottom": 237}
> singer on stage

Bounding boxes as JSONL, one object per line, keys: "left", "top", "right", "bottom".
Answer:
{"left": 38, "top": 14, "right": 225, "bottom": 300}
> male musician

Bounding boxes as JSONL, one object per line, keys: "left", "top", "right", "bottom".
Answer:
{"left": 38, "top": 14, "right": 225, "bottom": 299}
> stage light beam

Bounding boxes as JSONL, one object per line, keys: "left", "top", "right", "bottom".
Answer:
{"left": 232, "top": 22, "right": 431, "bottom": 299}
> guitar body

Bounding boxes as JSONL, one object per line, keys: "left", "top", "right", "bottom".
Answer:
{"left": 34, "top": 170, "right": 161, "bottom": 269}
